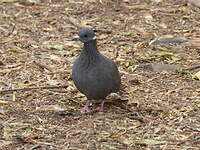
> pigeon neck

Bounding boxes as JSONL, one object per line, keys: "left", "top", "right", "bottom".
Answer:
{"left": 82, "top": 39, "right": 100, "bottom": 56}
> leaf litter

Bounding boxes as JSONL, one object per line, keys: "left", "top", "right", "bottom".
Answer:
{"left": 0, "top": 0, "right": 200, "bottom": 149}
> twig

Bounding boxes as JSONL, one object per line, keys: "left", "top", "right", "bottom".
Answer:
{"left": 5, "top": 24, "right": 15, "bottom": 37}
{"left": 67, "top": 17, "right": 80, "bottom": 28}
{"left": 183, "top": 65, "right": 200, "bottom": 71}
{"left": 29, "top": 144, "right": 41, "bottom": 150}
{"left": 0, "top": 85, "right": 68, "bottom": 94}
{"left": 123, "top": 112, "right": 146, "bottom": 123}
{"left": 150, "top": 37, "right": 187, "bottom": 45}
{"left": 33, "top": 61, "right": 53, "bottom": 72}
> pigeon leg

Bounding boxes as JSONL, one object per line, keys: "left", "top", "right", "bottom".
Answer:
{"left": 100, "top": 101, "right": 105, "bottom": 112}
{"left": 80, "top": 100, "right": 91, "bottom": 113}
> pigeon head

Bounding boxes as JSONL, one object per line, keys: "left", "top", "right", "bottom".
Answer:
{"left": 72, "top": 28, "right": 96, "bottom": 43}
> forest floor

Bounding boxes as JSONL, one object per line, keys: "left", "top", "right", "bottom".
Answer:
{"left": 1, "top": 0, "right": 200, "bottom": 149}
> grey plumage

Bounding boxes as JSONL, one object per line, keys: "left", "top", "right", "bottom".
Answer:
{"left": 72, "top": 28, "right": 121, "bottom": 112}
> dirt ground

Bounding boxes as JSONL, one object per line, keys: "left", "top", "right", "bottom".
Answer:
{"left": 1, "top": 0, "right": 200, "bottom": 149}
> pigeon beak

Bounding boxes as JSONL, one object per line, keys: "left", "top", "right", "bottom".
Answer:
{"left": 71, "top": 35, "right": 80, "bottom": 41}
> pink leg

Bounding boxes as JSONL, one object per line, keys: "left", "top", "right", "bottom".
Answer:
{"left": 100, "top": 101, "right": 105, "bottom": 112}
{"left": 80, "top": 100, "right": 91, "bottom": 113}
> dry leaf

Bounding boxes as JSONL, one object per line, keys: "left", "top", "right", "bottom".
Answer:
{"left": 0, "top": 100, "right": 9, "bottom": 104}
{"left": 46, "top": 80, "right": 60, "bottom": 86}
{"left": 192, "top": 71, "right": 200, "bottom": 80}
{"left": 184, "top": 38, "right": 200, "bottom": 48}
{"left": 187, "top": 0, "right": 200, "bottom": 7}
{"left": 111, "top": 134, "right": 132, "bottom": 145}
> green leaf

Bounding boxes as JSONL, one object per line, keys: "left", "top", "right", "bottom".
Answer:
{"left": 46, "top": 44, "right": 64, "bottom": 51}
{"left": 176, "top": 70, "right": 190, "bottom": 74}
{"left": 34, "top": 53, "right": 50, "bottom": 59}
{"left": 149, "top": 52, "right": 174, "bottom": 57}
{"left": 59, "top": 50, "right": 71, "bottom": 56}
{"left": 95, "top": 132, "right": 111, "bottom": 138}
{"left": 171, "top": 56, "right": 185, "bottom": 61}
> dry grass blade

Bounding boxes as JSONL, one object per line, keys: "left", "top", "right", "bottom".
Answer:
{"left": 0, "top": 85, "right": 68, "bottom": 94}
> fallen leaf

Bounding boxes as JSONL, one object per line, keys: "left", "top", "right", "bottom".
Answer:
{"left": 18, "top": 81, "right": 38, "bottom": 87}
{"left": 0, "top": 100, "right": 9, "bottom": 104}
{"left": 49, "top": 54, "right": 62, "bottom": 61}
{"left": 156, "top": 23, "right": 167, "bottom": 29}
{"left": 0, "top": 0, "right": 19, "bottom": 2}
{"left": 68, "top": 16, "right": 79, "bottom": 24}
{"left": 150, "top": 0, "right": 163, "bottom": 3}
{"left": 17, "top": 1, "right": 39, "bottom": 7}
{"left": 59, "top": 50, "right": 71, "bottom": 56}
{"left": 34, "top": 53, "right": 62, "bottom": 61}
{"left": 46, "top": 80, "right": 60, "bottom": 86}
{"left": 111, "top": 134, "right": 132, "bottom": 145}
{"left": 95, "top": 132, "right": 111, "bottom": 138}
{"left": 144, "top": 14, "right": 153, "bottom": 22}
{"left": 34, "top": 53, "right": 50, "bottom": 59}
{"left": 138, "top": 139, "right": 166, "bottom": 145}
{"left": 123, "top": 4, "right": 148, "bottom": 10}
{"left": 149, "top": 52, "right": 174, "bottom": 57}
{"left": 64, "top": 41, "right": 80, "bottom": 50}
{"left": 187, "top": 0, "right": 200, "bottom": 7}
{"left": 171, "top": 55, "right": 185, "bottom": 61}
{"left": 192, "top": 71, "right": 200, "bottom": 80}
{"left": 0, "top": 141, "right": 13, "bottom": 148}
{"left": 46, "top": 44, "right": 64, "bottom": 51}
{"left": 0, "top": 66, "right": 23, "bottom": 74}
{"left": 184, "top": 38, "right": 200, "bottom": 48}
{"left": 37, "top": 105, "right": 65, "bottom": 112}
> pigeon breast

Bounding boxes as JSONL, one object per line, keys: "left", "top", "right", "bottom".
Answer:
{"left": 72, "top": 28, "right": 121, "bottom": 100}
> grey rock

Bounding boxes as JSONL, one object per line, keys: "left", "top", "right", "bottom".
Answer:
{"left": 151, "top": 37, "right": 188, "bottom": 45}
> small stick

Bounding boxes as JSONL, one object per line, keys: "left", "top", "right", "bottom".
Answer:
{"left": 5, "top": 24, "right": 15, "bottom": 37}
{"left": 29, "top": 144, "right": 41, "bottom": 150}
{"left": 182, "top": 65, "right": 200, "bottom": 71}
{"left": 0, "top": 85, "right": 68, "bottom": 94}
{"left": 33, "top": 61, "right": 53, "bottom": 72}
{"left": 67, "top": 17, "right": 80, "bottom": 28}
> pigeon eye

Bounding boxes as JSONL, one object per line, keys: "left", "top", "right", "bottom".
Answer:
{"left": 84, "top": 34, "right": 88, "bottom": 38}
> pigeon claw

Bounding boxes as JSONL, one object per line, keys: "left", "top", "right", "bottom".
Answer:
{"left": 80, "top": 101, "right": 91, "bottom": 113}
{"left": 80, "top": 107, "right": 91, "bottom": 113}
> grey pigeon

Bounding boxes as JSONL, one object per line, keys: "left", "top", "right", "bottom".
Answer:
{"left": 72, "top": 28, "right": 121, "bottom": 113}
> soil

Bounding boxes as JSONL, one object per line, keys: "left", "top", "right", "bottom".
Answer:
{"left": 1, "top": 0, "right": 200, "bottom": 149}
